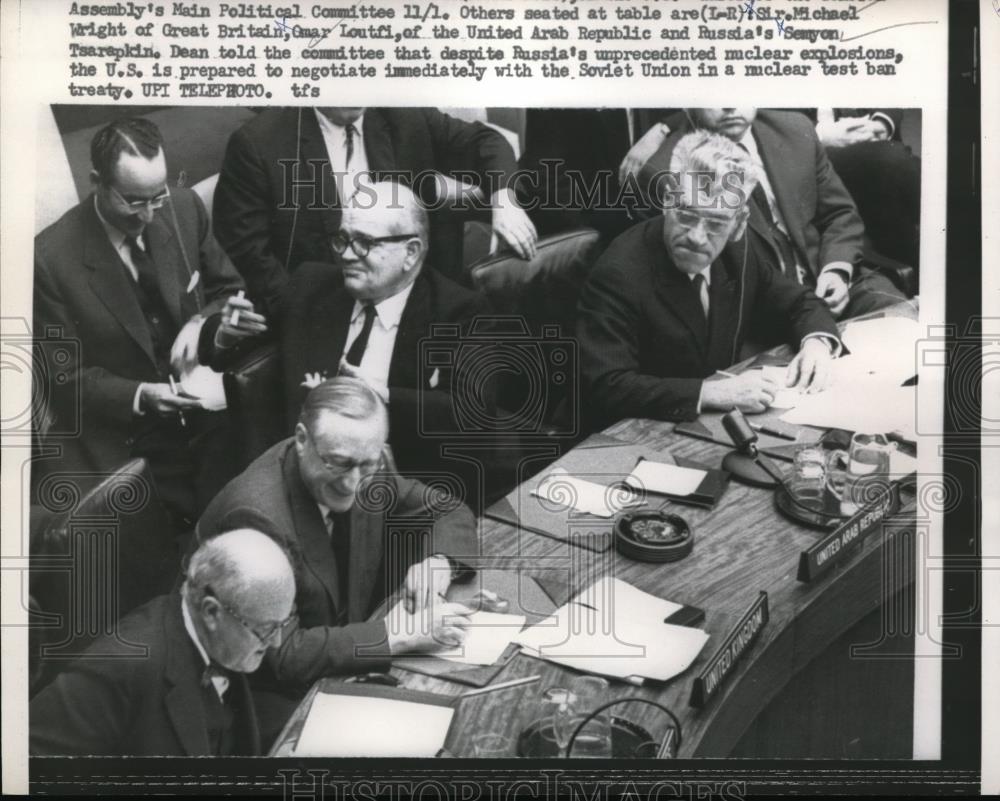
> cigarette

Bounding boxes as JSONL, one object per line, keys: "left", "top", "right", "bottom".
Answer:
{"left": 230, "top": 290, "right": 245, "bottom": 326}
{"left": 168, "top": 376, "right": 187, "bottom": 427}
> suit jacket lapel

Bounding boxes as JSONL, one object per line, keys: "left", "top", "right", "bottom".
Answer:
{"left": 362, "top": 109, "right": 395, "bottom": 175}
{"left": 706, "top": 254, "right": 739, "bottom": 369}
{"left": 231, "top": 673, "right": 262, "bottom": 755}
{"left": 144, "top": 212, "right": 183, "bottom": 328}
{"left": 283, "top": 445, "right": 344, "bottom": 615}
{"left": 163, "top": 597, "right": 211, "bottom": 756}
{"left": 388, "top": 273, "right": 429, "bottom": 388}
{"left": 649, "top": 226, "right": 709, "bottom": 356}
{"left": 299, "top": 109, "right": 340, "bottom": 232}
{"left": 82, "top": 201, "right": 157, "bottom": 366}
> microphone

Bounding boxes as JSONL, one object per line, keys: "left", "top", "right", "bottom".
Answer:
{"left": 720, "top": 410, "right": 786, "bottom": 487}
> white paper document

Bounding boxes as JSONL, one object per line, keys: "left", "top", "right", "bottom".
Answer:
{"left": 513, "top": 577, "right": 709, "bottom": 683}
{"left": 840, "top": 316, "right": 920, "bottom": 384}
{"left": 294, "top": 692, "right": 453, "bottom": 757}
{"left": 532, "top": 468, "right": 642, "bottom": 518}
{"left": 624, "top": 459, "right": 706, "bottom": 497}
{"left": 179, "top": 364, "right": 227, "bottom": 411}
{"left": 432, "top": 611, "right": 527, "bottom": 666}
{"left": 781, "top": 383, "right": 916, "bottom": 441}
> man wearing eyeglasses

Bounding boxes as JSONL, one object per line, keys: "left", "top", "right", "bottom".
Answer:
{"left": 577, "top": 130, "right": 841, "bottom": 430}
{"left": 195, "top": 377, "right": 477, "bottom": 743}
{"left": 30, "top": 528, "right": 296, "bottom": 756}
{"left": 33, "top": 117, "right": 261, "bottom": 525}
{"left": 205, "top": 180, "right": 496, "bottom": 508}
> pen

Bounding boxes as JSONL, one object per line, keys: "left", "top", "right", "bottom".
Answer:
{"left": 168, "top": 375, "right": 187, "bottom": 427}
{"left": 749, "top": 422, "right": 795, "bottom": 441}
{"left": 715, "top": 370, "right": 738, "bottom": 379}
{"left": 459, "top": 675, "right": 540, "bottom": 699}
{"left": 230, "top": 289, "right": 245, "bottom": 327}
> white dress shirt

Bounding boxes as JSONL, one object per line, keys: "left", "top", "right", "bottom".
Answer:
{"left": 341, "top": 281, "right": 416, "bottom": 399}
{"left": 181, "top": 596, "right": 229, "bottom": 700}
{"left": 315, "top": 109, "right": 370, "bottom": 204}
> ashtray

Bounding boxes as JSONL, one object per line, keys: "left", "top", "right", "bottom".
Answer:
{"left": 614, "top": 510, "right": 693, "bottom": 563}
{"left": 517, "top": 717, "right": 660, "bottom": 758}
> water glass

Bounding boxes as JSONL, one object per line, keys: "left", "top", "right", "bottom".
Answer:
{"left": 839, "top": 433, "right": 894, "bottom": 516}
{"left": 557, "top": 676, "right": 612, "bottom": 758}
{"left": 789, "top": 446, "right": 827, "bottom": 509}
{"left": 472, "top": 733, "right": 514, "bottom": 758}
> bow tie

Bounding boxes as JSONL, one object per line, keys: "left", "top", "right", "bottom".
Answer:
{"left": 201, "top": 662, "right": 232, "bottom": 689}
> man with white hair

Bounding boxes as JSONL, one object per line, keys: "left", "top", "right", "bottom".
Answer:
{"left": 30, "top": 529, "right": 296, "bottom": 756}
{"left": 578, "top": 130, "right": 842, "bottom": 429}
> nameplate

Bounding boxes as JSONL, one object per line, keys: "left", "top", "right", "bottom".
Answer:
{"left": 796, "top": 481, "right": 901, "bottom": 583}
{"left": 689, "top": 591, "right": 768, "bottom": 709}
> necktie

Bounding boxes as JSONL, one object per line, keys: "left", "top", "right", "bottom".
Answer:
{"left": 692, "top": 273, "right": 710, "bottom": 320}
{"left": 125, "top": 235, "right": 162, "bottom": 296}
{"left": 327, "top": 511, "right": 350, "bottom": 619}
{"left": 344, "top": 124, "right": 357, "bottom": 170}
{"left": 201, "top": 662, "right": 231, "bottom": 696}
{"left": 343, "top": 303, "right": 376, "bottom": 368}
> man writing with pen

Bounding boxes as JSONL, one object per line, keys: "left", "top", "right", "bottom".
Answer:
{"left": 33, "top": 117, "right": 264, "bottom": 527}
{"left": 577, "top": 130, "right": 842, "bottom": 429}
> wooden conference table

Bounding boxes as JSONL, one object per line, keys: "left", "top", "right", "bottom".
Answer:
{"left": 273, "top": 302, "right": 920, "bottom": 759}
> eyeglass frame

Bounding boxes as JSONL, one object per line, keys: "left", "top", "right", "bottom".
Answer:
{"left": 107, "top": 182, "right": 171, "bottom": 212}
{"left": 306, "top": 428, "right": 384, "bottom": 477}
{"left": 668, "top": 205, "right": 741, "bottom": 237}
{"left": 330, "top": 230, "right": 419, "bottom": 258}
{"left": 203, "top": 585, "right": 297, "bottom": 646}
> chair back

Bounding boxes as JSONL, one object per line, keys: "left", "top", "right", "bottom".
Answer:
{"left": 222, "top": 342, "right": 286, "bottom": 471}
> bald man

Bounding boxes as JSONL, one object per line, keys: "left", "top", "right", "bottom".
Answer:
{"left": 206, "top": 181, "right": 496, "bottom": 506}
{"left": 30, "top": 529, "right": 295, "bottom": 756}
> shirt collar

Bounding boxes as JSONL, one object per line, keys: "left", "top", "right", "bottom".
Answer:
{"left": 737, "top": 127, "right": 761, "bottom": 162}
{"left": 351, "top": 279, "right": 416, "bottom": 329}
{"left": 181, "top": 593, "right": 211, "bottom": 668}
{"left": 93, "top": 194, "right": 131, "bottom": 252}
{"left": 685, "top": 264, "right": 713, "bottom": 285}
{"left": 315, "top": 109, "right": 365, "bottom": 141}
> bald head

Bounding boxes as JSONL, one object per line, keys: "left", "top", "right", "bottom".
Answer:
{"left": 186, "top": 529, "right": 294, "bottom": 614}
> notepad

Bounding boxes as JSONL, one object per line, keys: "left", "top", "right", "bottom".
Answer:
{"left": 432, "top": 611, "right": 527, "bottom": 666}
{"left": 532, "top": 468, "right": 643, "bottom": 518}
{"left": 179, "top": 364, "right": 227, "bottom": 411}
{"left": 624, "top": 460, "right": 706, "bottom": 497}
{"left": 294, "top": 689, "right": 454, "bottom": 757}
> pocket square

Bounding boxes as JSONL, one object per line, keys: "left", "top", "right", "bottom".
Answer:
{"left": 429, "top": 367, "right": 440, "bottom": 389}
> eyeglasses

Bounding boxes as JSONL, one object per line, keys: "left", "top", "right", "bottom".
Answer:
{"left": 307, "top": 429, "right": 382, "bottom": 476}
{"left": 205, "top": 587, "right": 297, "bottom": 646}
{"left": 109, "top": 184, "right": 171, "bottom": 212}
{"left": 331, "top": 231, "right": 418, "bottom": 258}
{"left": 671, "top": 207, "right": 734, "bottom": 237}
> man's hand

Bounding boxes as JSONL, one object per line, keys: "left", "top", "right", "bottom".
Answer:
{"left": 618, "top": 123, "right": 669, "bottom": 185}
{"left": 402, "top": 555, "right": 453, "bottom": 614}
{"left": 169, "top": 318, "right": 204, "bottom": 375}
{"left": 384, "top": 597, "right": 473, "bottom": 655}
{"left": 815, "top": 115, "right": 880, "bottom": 148}
{"left": 337, "top": 358, "right": 389, "bottom": 403}
{"left": 491, "top": 188, "right": 538, "bottom": 260}
{"left": 301, "top": 371, "right": 326, "bottom": 390}
{"left": 700, "top": 372, "right": 779, "bottom": 414}
{"left": 139, "top": 383, "right": 203, "bottom": 416}
{"left": 815, "top": 270, "right": 850, "bottom": 318}
{"left": 214, "top": 293, "right": 268, "bottom": 350}
{"left": 786, "top": 337, "right": 834, "bottom": 393}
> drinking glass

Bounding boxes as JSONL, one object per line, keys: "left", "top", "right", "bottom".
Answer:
{"left": 472, "top": 733, "right": 513, "bottom": 758}
{"left": 555, "top": 676, "right": 612, "bottom": 758}
{"left": 789, "top": 446, "right": 827, "bottom": 509}
{"left": 839, "top": 433, "right": 894, "bottom": 516}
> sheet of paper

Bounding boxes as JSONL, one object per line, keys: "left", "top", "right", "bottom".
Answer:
{"left": 294, "top": 693, "right": 453, "bottom": 757}
{"left": 625, "top": 459, "right": 706, "bottom": 497}
{"left": 432, "top": 611, "right": 527, "bottom": 666}
{"left": 532, "top": 468, "right": 642, "bottom": 518}
{"left": 780, "top": 383, "right": 916, "bottom": 441}
{"left": 179, "top": 364, "right": 227, "bottom": 411}
{"left": 513, "top": 577, "right": 709, "bottom": 682}
{"left": 839, "top": 317, "right": 920, "bottom": 385}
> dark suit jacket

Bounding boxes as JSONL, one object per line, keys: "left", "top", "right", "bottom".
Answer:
{"left": 639, "top": 109, "right": 865, "bottom": 281}
{"left": 577, "top": 218, "right": 840, "bottom": 428}
{"left": 195, "top": 439, "right": 478, "bottom": 688}
{"left": 213, "top": 107, "right": 518, "bottom": 312}
{"left": 30, "top": 593, "right": 261, "bottom": 756}
{"left": 33, "top": 189, "right": 243, "bottom": 477}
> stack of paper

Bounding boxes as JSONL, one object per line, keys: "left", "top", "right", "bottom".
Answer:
{"left": 513, "top": 577, "right": 709, "bottom": 683}
{"left": 624, "top": 460, "right": 706, "bottom": 497}
{"left": 532, "top": 467, "right": 643, "bottom": 518}
{"left": 432, "top": 611, "right": 527, "bottom": 666}
{"left": 179, "top": 364, "right": 227, "bottom": 411}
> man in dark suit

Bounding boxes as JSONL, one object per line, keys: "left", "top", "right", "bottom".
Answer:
{"left": 195, "top": 378, "right": 476, "bottom": 738}
{"left": 30, "top": 529, "right": 296, "bottom": 756}
{"left": 32, "top": 117, "right": 257, "bottom": 523}
{"left": 578, "top": 130, "right": 841, "bottom": 429}
{"left": 213, "top": 107, "right": 537, "bottom": 313}
{"left": 208, "top": 181, "right": 498, "bottom": 507}
{"left": 638, "top": 108, "right": 905, "bottom": 319}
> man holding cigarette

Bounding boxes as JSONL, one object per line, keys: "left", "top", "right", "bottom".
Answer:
{"left": 33, "top": 117, "right": 261, "bottom": 524}
{"left": 639, "top": 108, "right": 905, "bottom": 319}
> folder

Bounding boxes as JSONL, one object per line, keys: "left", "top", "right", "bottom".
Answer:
{"left": 625, "top": 457, "right": 730, "bottom": 509}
